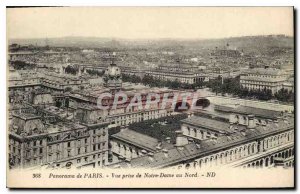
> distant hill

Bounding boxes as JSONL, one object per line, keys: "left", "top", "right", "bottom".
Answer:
{"left": 9, "top": 35, "right": 294, "bottom": 51}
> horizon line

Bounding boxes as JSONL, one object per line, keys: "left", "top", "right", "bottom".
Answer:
{"left": 8, "top": 34, "right": 294, "bottom": 42}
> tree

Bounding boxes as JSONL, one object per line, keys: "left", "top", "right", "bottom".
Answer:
{"left": 64, "top": 87, "right": 72, "bottom": 92}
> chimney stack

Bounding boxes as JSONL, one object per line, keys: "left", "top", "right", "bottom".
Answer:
{"left": 125, "top": 158, "right": 131, "bottom": 167}
{"left": 188, "top": 112, "right": 194, "bottom": 118}
{"left": 188, "top": 138, "right": 194, "bottom": 144}
{"left": 247, "top": 115, "right": 256, "bottom": 129}
{"left": 141, "top": 150, "right": 147, "bottom": 156}
{"left": 162, "top": 149, "right": 169, "bottom": 158}
{"left": 267, "top": 119, "right": 273, "bottom": 125}
{"left": 118, "top": 156, "right": 125, "bottom": 162}
{"left": 120, "top": 126, "right": 126, "bottom": 132}
{"left": 156, "top": 142, "right": 162, "bottom": 151}
{"left": 166, "top": 137, "right": 171, "bottom": 144}
{"left": 175, "top": 130, "right": 188, "bottom": 148}
{"left": 148, "top": 152, "right": 154, "bottom": 161}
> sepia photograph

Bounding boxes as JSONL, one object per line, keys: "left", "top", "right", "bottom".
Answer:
{"left": 6, "top": 6, "right": 294, "bottom": 188}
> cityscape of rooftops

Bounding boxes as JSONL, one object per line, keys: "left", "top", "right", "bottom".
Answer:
{"left": 7, "top": 7, "right": 294, "bottom": 171}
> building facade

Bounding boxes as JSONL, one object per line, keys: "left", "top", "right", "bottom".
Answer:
{"left": 240, "top": 67, "right": 289, "bottom": 94}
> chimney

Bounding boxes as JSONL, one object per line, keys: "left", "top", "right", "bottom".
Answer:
{"left": 166, "top": 137, "right": 171, "bottom": 144}
{"left": 156, "top": 142, "right": 162, "bottom": 151}
{"left": 175, "top": 130, "right": 188, "bottom": 148}
{"left": 247, "top": 115, "right": 256, "bottom": 129}
{"left": 274, "top": 119, "right": 279, "bottom": 127}
{"left": 211, "top": 136, "right": 218, "bottom": 143}
{"left": 187, "top": 138, "right": 194, "bottom": 144}
{"left": 141, "top": 150, "right": 147, "bottom": 156}
{"left": 118, "top": 156, "right": 125, "bottom": 162}
{"left": 120, "top": 126, "right": 126, "bottom": 132}
{"left": 162, "top": 149, "right": 169, "bottom": 158}
{"left": 148, "top": 152, "right": 154, "bottom": 161}
{"left": 188, "top": 112, "right": 194, "bottom": 118}
{"left": 267, "top": 119, "right": 273, "bottom": 125}
{"left": 125, "top": 158, "right": 131, "bottom": 167}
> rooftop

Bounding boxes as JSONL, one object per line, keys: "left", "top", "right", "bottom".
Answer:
{"left": 242, "top": 68, "right": 284, "bottom": 76}
{"left": 111, "top": 129, "right": 165, "bottom": 152}
{"left": 112, "top": 129, "right": 173, "bottom": 151}
{"left": 181, "top": 116, "right": 235, "bottom": 134}
{"left": 114, "top": 115, "right": 294, "bottom": 169}
{"left": 215, "top": 104, "right": 283, "bottom": 119}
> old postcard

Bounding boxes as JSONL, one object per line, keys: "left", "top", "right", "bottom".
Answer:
{"left": 6, "top": 7, "right": 294, "bottom": 188}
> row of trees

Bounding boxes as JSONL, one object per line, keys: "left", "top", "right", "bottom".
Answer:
{"left": 208, "top": 76, "right": 294, "bottom": 103}
{"left": 122, "top": 73, "right": 294, "bottom": 103}
{"left": 86, "top": 69, "right": 105, "bottom": 76}
{"left": 122, "top": 74, "right": 203, "bottom": 90}
{"left": 274, "top": 88, "right": 294, "bottom": 103}
{"left": 10, "top": 60, "right": 37, "bottom": 70}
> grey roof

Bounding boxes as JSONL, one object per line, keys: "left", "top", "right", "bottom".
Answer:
{"left": 181, "top": 116, "right": 235, "bottom": 134}
{"left": 113, "top": 115, "right": 294, "bottom": 169}
{"left": 233, "top": 106, "right": 282, "bottom": 119}
{"left": 111, "top": 129, "right": 161, "bottom": 152}
{"left": 216, "top": 104, "right": 282, "bottom": 119}
{"left": 242, "top": 68, "right": 283, "bottom": 76}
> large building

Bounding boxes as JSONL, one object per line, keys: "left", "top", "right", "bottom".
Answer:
{"left": 146, "top": 64, "right": 207, "bottom": 84}
{"left": 240, "top": 67, "right": 291, "bottom": 94}
{"left": 110, "top": 128, "right": 174, "bottom": 163}
{"left": 8, "top": 105, "right": 110, "bottom": 169}
{"left": 110, "top": 110, "right": 294, "bottom": 169}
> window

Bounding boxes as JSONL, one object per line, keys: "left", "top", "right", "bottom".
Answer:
{"left": 67, "top": 142, "right": 71, "bottom": 147}
{"left": 77, "top": 148, "right": 80, "bottom": 154}
{"left": 39, "top": 148, "right": 43, "bottom": 154}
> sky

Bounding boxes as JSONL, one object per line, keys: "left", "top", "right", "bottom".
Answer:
{"left": 7, "top": 7, "right": 294, "bottom": 40}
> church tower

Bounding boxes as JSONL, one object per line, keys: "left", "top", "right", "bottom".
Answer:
{"left": 103, "top": 52, "right": 122, "bottom": 92}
